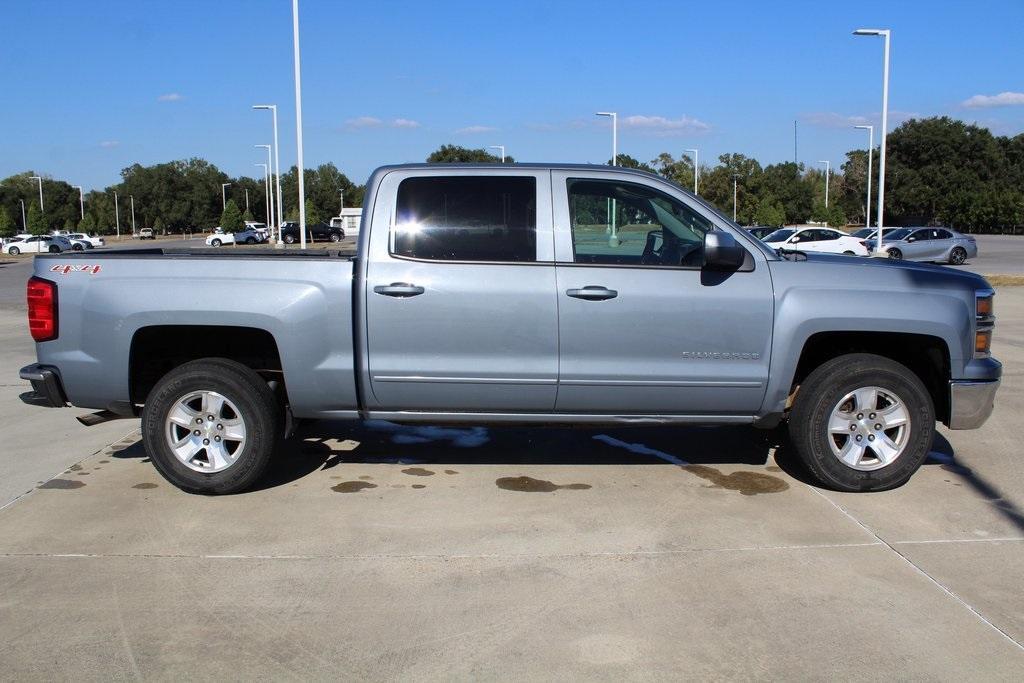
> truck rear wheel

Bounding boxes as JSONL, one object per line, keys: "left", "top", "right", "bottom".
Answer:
{"left": 141, "top": 358, "right": 280, "bottom": 494}
{"left": 788, "top": 353, "right": 934, "bottom": 492}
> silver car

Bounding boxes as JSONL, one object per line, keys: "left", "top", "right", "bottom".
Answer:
{"left": 869, "top": 227, "right": 978, "bottom": 265}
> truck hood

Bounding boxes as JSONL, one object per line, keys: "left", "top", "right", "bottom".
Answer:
{"left": 770, "top": 251, "right": 991, "bottom": 291}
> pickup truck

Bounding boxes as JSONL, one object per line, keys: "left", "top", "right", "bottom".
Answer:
{"left": 19, "top": 163, "right": 1001, "bottom": 495}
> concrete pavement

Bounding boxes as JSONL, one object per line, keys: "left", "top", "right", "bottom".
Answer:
{"left": 0, "top": 256, "right": 1022, "bottom": 679}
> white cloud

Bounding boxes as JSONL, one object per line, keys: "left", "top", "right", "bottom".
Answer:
{"left": 801, "top": 110, "right": 919, "bottom": 129}
{"left": 99, "top": 140, "right": 120, "bottom": 148}
{"left": 619, "top": 115, "right": 711, "bottom": 136}
{"left": 157, "top": 93, "right": 183, "bottom": 102}
{"left": 344, "top": 116, "right": 383, "bottom": 129}
{"left": 962, "top": 91, "right": 1024, "bottom": 108}
{"left": 455, "top": 125, "right": 497, "bottom": 134}
{"left": 391, "top": 118, "right": 421, "bottom": 128}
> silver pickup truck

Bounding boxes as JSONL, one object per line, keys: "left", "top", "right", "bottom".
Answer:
{"left": 19, "top": 164, "right": 1001, "bottom": 494}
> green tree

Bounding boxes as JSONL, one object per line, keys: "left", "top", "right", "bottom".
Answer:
{"left": 242, "top": 208, "right": 254, "bottom": 223}
{"left": 426, "top": 145, "right": 510, "bottom": 163}
{"left": 220, "top": 199, "right": 243, "bottom": 233}
{"left": 153, "top": 216, "right": 165, "bottom": 235}
{"left": 0, "top": 207, "right": 14, "bottom": 237}
{"left": 610, "top": 154, "right": 654, "bottom": 172}
{"left": 64, "top": 217, "right": 75, "bottom": 230}
{"left": 79, "top": 213, "right": 96, "bottom": 233}
{"left": 752, "top": 196, "right": 786, "bottom": 227}
{"left": 27, "top": 201, "right": 46, "bottom": 235}
{"left": 304, "top": 198, "right": 320, "bottom": 224}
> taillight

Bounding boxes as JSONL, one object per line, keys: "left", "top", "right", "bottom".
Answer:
{"left": 27, "top": 276, "right": 58, "bottom": 342}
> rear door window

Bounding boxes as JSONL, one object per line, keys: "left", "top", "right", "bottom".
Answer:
{"left": 393, "top": 176, "right": 537, "bottom": 262}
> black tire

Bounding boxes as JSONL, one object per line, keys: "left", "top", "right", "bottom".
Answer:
{"left": 141, "top": 358, "right": 280, "bottom": 494}
{"left": 789, "top": 353, "right": 934, "bottom": 492}
{"left": 329, "top": 232, "right": 341, "bottom": 243}
{"left": 245, "top": 237, "right": 256, "bottom": 244}
{"left": 73, "top": 244, "right": 84, "bottom": 251}
{"left": 211, "top": 238, "right": 222, "bottom": 247}
{"left": 283, "top": 233, "right": 296, "bottom": 244}
{"left": 843, "top": 250, "right": 855, "bottom": 255}
{"left": 8, "top": 246, "right": 19, "bottom": 256}
{"left": 950, "top": 247, "right": 967, "bottom": 265}
{"left": 887, "top": 248, "right": 902, "bottom": 260}
{"left": 48, "top": 245, "right": 60, "bottom": 253}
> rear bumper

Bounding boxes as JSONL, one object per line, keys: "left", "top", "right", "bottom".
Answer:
{"left": 948, "top": 379, "right": 999, "bottom": 429}
{"left": 19, "top": 363, "right": 68, "bottom": 408}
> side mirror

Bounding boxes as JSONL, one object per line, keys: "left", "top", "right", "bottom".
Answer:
{"left": 907, "top": 236, "right": 916, "bottom": 242}
{"left": 703, "top": 231, "right": 746, "bottom": 271}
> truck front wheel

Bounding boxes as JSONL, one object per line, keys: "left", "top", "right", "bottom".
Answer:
{"left": 141, "top": 358, "right": 280, "bottom": 494}
{"left": 788, "top": 353, "right": 934, "bottom": 492}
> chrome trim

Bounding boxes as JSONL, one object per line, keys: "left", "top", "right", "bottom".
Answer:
{"left": 366, "top": 411, "right": 756, "bottom": 425}
{"left": 560, "top": 379, "right": 763, "bottom": 388}
{"left": 948, "top": 380, "right": 999, "bottom": 430}
{"left": 373, "top": 375, "right": 556, "bottom": 385}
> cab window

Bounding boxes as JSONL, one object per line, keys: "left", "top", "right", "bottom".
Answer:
{"left": 567, "top": 178, "right": 712, "bottom": 267}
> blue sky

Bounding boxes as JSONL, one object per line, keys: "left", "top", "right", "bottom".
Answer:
{"left": 3, "top": 0, "right": 1023, "bottom": 191}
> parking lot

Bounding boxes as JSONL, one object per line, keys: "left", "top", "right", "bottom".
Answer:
{"left": 1, "top": 248, "right": 1022, "bottom": 678}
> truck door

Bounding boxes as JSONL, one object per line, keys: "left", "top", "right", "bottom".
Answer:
{"left": 362, "top": 169, "right": 558, "bottom": 412}
{"left": 551, "top": 171, "right": 773, "bottom": 415}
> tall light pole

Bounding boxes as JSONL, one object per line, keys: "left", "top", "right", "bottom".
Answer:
{"left": 253, "top": 104, "right": 283, "bottom": 238}
{"left": 20, "top": 200, "right": 26, "bottom": 231}
{"left": 818, "top": 160, "right": 831, "bottom": 208}
{"left": 685, "top": 148, "right": 699, "bottom": 194}
{"left": 488, "top": 145, "right": 505, "bottom": 163}
{"left": 113, "top": 191, "right": 120, "bottom": 239}
{"left": 339, "top": 188, "right": 345, "bottom": 214}
{"left": 221, "top": 183, "right": 231, "bottom": 210}
{"left": 130, "top": 195, "right": 136, "bottom": 235}
{"left": 595, "top": 111, "right": 617, "bottom": 165}
{"left": 245, "top": 188, "right": 250, "bottom": 213}
{"left": 71, "top": 185, "right": 84, "bottom": 221}
{"left": 596, "top": 111, "right": 619, "bottom": 246}
{"left": 255, "top": 144, "right": 274, "bottom": 233}
{"left": 732, "top": 174, "right": 740, "bottom": 223}
{"left": 854, "top": 124, "right": 874, "bottom": 228}
{"left": 255, "top": 163, "right": 270, "bottom": 229}
{"left": 854, "top": 27, "right": 891, "bottom": 257}
{"left": 292, "top": 0, "right": 307, "bottom": 249}
{"left": 30, "top": 176, "right": 44, "bottom": 213}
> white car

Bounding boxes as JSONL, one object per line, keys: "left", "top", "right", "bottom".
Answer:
{"left": 4, "top": 235, "right": 69, "bottom": 255}
{"left": 67, "top": 233, "right": 105, "bottom": 248}
{"left": 205, "top": 227, "right": 264, "bottom": 247}
{"left": 762, "top": 227, "right": 868, "bottom": 257}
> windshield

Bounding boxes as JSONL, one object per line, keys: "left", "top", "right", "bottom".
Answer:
{"left": 850, "top": 228, "right": 873, "bottom": 238}
{"left": 763, "top": 229, "right": 795, "bottom": 243}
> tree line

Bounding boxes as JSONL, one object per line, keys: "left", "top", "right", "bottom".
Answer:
{"left": 1, "top": 116, "right": 1021, "bottom": 237}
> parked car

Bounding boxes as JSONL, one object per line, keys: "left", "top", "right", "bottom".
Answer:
{"left": 67, "top": 233, "right": 105, "bottom": 249}
{"left": 745, "top": 226, "right": 778, "bottom": 240}
{"left": 329, "top": 208, "right": 362, "bottom": 238}
{"left": 245, "top": 221, "right": 271, "bottom": 241}
{"left": 205, "top": 227, "right": 264, "bottom": 246}
{"left": 762, "top": 227, "right": 868, "bottom": 256}
{"left": 19, "top": 163, "right": 999, "bottom": 496}
{"left": 868, "top": 227, "right": 978, "bottom": 264}
{"left": 137, "top": 228, "right": 155, "bottom": 240}
{"left": 4, "top": 235, "right": 66, "bottom": 255}
{"left": 849, "top": 228, "right": 875, "bottom": 239}
{"left": 280, "top": 221, "right": 344, "bottom": 244}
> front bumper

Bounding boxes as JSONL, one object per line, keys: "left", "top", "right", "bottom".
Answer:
{"left": 19, "top": 363, "right": 68, "bottom": 408}
{"left": 948, "top": 379, "right": 999, "bottom": 429}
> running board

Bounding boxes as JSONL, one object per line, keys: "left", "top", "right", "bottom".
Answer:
{"left": 76, "top": 410, "right": 127, "bottom": 427}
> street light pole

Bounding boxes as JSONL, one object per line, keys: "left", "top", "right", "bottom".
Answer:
{"left": 113, "top": 191, "right": 120, "bottom": 239}
{"left": 253, "top": 104, "right": 283, "bottom": 240}
{"left": 130, "top": 195, "right": 136, "bottom": 235}
{"left": 339, "top": 189, "right": 344, "bottom": 214}
{"left": 245, "top": 188, "right": 250, "bottom": 213}
{"left": 596, "top": 111, "right": 619, "bottom": 246}
{"left": 732, "top": 174, "right": 740, "bottom": 222}
{"left": 854, "top": 27, "right": 891, "bottom": 256}
{"left": 292, "top": 0, "right": 307, "bottom": 249}
{"left": 71, "top": 185, "right": 84, "bottom": 221}
{"left": 20, "top": 200, "right": 26, "bottom": 231}
{"left": 256, "top": 164, "right": 270, "bottom": 229}
{"left": 488, "top": 145, "right": 505, "bottom": 163}
{"left": 221, "top": 183, "right": 231, "bottom": 211}
{"left": 255, "top": 144, "right": 274, "bottom": 234}
{"left": 30, "top": 176, "right": 43, "bottom": 213}
{"left": 854, "top": 124, "right": 874, "bottom": 228}
{"left": 685, "top": 148, "right": 699, "bottom": 194}
{"left": 818, "top": 160, "right": 831, "bottom": 208}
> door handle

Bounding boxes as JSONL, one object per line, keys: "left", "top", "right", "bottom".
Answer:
{"left": 374, "top": 282, "right": 425, "bottom": 297}
{"left": 566, "top": 286, "right": 618, "bottom": 301}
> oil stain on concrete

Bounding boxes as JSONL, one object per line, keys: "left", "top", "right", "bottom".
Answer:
{"left": 401, "top": 467, "right": 435, "bottom": 477}
{"left": 332, "top": 481, "right": 378, "bottom": 493}
{"left": 682, "top": 465, "right": 788, "bottom": 495}
{"left": 496, "top": 476, "right": 592, "bottom": 492}
{"left": 132, "top": 483, "right": 158, "bottom": 490}
{"left": 38, "top": 479, "right": 85, "bottom": 490}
